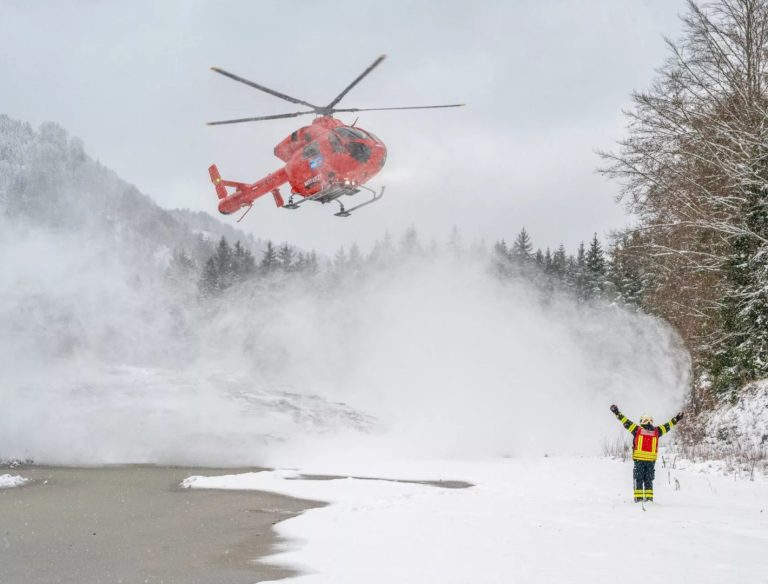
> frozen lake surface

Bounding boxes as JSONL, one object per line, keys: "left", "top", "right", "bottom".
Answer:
{"left": 0, "top": 465, "right": 320, "bottom": 584}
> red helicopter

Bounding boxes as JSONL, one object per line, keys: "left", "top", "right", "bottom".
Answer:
{"left": 207, "top": 55, "right": 463, "bottom": 218}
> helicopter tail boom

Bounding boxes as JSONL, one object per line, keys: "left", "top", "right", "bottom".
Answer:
{"left": 208, "top": 164, "right": 289, "bottom": 214}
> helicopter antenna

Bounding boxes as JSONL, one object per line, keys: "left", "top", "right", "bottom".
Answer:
{"left": 207, "top": 55, "right": 465, "bottom": 126}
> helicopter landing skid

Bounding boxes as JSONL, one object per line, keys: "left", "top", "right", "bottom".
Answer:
{"left": 334, "top": 185, "right": 385, "bottom": 218}
{"left": 283, "top": 185, "right": 356, "bottom": 209}
{"left": 282, "top": 183, "right": 384, "bottom": 216}
{"left": 283, "top": 198, "right": 307, "bottom": 210}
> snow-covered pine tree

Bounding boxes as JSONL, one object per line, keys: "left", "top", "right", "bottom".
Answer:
{"left": 293, "top": 252, "right": 307, "bottom": 273}
{"left": 369, "top": 232, "right": 395, "bottom": 268}
{"left": 585, "top": 233, "right": 607, "bottom": 297}
{"left": 511, "top": 228, "right": 533, "bottom": 263}
{"left": 233, "top": 240, "right": 256, "bottom": 279}
{"left": 212, "top": 237, "right": 234, "bottom": 288}
{"left": 400, "top": 226, "right": 422, "bottom": 257}
{"left": 607, "top": 233, "right": 645, "bottom": 306}
{"left": 544, "top": 248, "right": 553, "bottom": 274}
{"left": 492, "top": 239, "right": 511, "bottom": 277}
{"left": 260, "top": 241, "right": 278, "bottom": 273}
{"left": 167, "top": 249, "right": 196, "bottom": 285}
{"left": 348, "top": 243, "right": 363, "bottom": 270}
{"left": 552, "top": 244, "right": 568, "bottom": 280}
{"left": 199, "top": 257, "right": 219, "bottom": 295}
{"left": 305, "top": 250, "right": 320, "bottom": 275}
{"left": 710, "top": 174, "right": 768, "bottom": 392}
{"left": 565, "top": 242, "right": 588, "bottom": 299}
{"left": 277, "top": 242, "right": 294, "bottom": 272}
{"left": 333, "top": 246, "right": 348, "bottom": 270}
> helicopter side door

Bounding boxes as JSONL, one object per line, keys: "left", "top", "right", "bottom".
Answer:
{"left": 284, "top": 137, "right": 334, "bottom": 195}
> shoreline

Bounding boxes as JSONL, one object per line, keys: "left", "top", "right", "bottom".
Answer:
{"left": 0, "top": 465, "right": 323, "bottom": 584}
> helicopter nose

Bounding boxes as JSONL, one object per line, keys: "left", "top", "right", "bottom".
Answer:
{"left": 377, "top": 144, "right": 387, "bottom": 169}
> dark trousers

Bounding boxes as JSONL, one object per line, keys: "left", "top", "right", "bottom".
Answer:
{"left": 633, "top": 460, "right": 655, "bottom": 501}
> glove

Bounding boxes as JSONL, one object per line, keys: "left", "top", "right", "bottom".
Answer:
{"left": 609, "top": 404, "right": 619, "bottom": 415}
{"left": 674, "top": 411, "right": 684, "bottom": 423}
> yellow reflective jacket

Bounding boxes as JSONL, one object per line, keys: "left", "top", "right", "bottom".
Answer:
{"left": 613, "top": 411, "right": 678, "bottom": 462}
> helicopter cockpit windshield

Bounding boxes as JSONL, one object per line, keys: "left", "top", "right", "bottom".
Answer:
{"left": 333, "top": 128, "right": 373, "bottom": 163}
{"left": 335, "top": 127, "right": 371, "bottom": 141}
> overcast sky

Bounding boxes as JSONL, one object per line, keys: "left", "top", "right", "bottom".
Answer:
{"left": 1, "top": 0, "right": 688, "bottom": 254}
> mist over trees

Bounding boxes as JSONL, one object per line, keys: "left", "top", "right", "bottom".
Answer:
{"left": 182, "top": 225, "right": 633, "bottom": 315}
{"left": 601, "top": 0, "right": 768, "bottom": 395}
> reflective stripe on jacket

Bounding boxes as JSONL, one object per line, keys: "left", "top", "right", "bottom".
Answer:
{"left": 614, "top": 412, "right": 677, "bottom": 462}
{"left": 633, "top": 427, "right": 659, "bottom": 461}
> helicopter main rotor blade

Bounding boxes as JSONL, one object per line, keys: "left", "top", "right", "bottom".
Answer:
{"left": 324, "top": 55, "right": 387, "bottom": 110}
{"left": 331, "top": 103, "right": 466, "bottom": 113}
{"left": 206, "top": 111, "right": 315, "bottom": 125}
{"left": 210, "top": 67, "right": 320, "bottom": 109}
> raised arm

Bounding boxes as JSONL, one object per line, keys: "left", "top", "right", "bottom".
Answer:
{"left": 658, "top": 411, "right": 684, "bottom": 436}
{"left": 609, "top": 404, "right": 638, "bottom": 434}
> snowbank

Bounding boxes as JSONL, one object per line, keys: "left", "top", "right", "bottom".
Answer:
{"left": 183, "top": 458, "right": 768, "bottom": 584}
{"left": 679, "top": 379, "right": 768, "bottom": 477}
{"left": 705, "top": 380, "right": 768, "bottom": 449}
{"left": 0, "top": 474, "right": 28, "bottom": 489}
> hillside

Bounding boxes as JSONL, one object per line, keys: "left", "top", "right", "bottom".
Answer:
{"left": 0, "top": 115, "right": 263, "bottom": 267}
{"left": 676, "top": 380, "right": 768, "bottom": 477}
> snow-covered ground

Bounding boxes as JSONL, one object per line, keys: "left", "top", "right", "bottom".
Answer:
{"left": 0, "top": 474, "right": 28, "bottom": 489}
{"left": 184, "top": 457, "right": 768, "bottom": 584}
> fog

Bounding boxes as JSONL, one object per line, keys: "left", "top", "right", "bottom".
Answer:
{"left": 0, "top": 216, "right": 690, "bottom": 467}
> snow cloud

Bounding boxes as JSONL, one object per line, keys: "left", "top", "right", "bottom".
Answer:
{"left": 235, "top": 257, "right": 691, "bottom": 465}
{"left": 0, "top": 223, "right": 689, "bottom": 466}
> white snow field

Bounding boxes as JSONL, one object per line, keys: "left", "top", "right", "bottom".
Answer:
{"left": 0, "top": 474, "right": 28, "bottom": 489}
{"left": 184, "top": 457, "right": 768, "bottom": 584}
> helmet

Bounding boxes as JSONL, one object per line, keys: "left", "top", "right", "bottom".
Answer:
{"left": 639, "top": 413, "right": 654, "bottom": 426}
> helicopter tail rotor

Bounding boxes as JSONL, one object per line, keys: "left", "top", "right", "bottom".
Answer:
{"left": 208, "top": 164, "right": 228, "bottom": 200}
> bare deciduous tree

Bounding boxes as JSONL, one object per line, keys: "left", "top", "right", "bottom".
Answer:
{"left": 601, "top": 0, "right": 768, "bottom": 388}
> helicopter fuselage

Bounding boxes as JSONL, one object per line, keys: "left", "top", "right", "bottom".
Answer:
{"left": 207, "top": 54, "right": 461, "bottom": 217}
{"left": 211, "top": 116, "right": 386, "bottom": 215}
{"left": 275, "top": 116, "right": 387, "bottom": 197}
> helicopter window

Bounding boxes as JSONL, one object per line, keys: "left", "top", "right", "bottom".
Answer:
{"left": 335, "top": 127, "right": 371, "bottom": 141}
{"left": 302, "top": 141, "right": 321, "bottom": 159}
{"left": 345, "top": 141, "right": 371, "bottom": 163}
{"left": 328, "top": 132, "right": 345, "bottom": 154}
